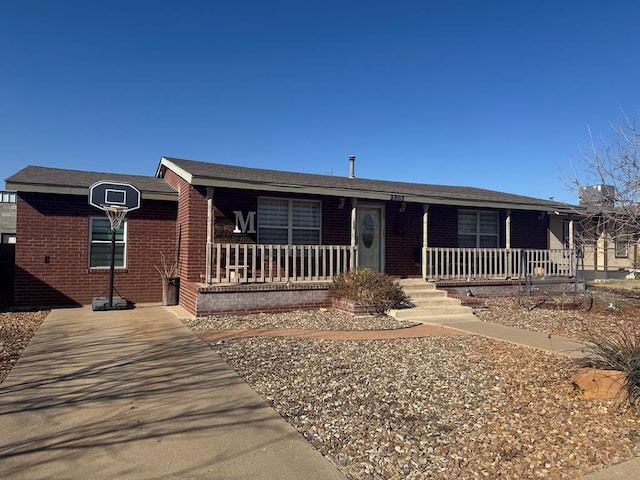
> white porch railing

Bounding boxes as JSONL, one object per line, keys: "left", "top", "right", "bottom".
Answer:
{"left": 422, "top": 247, "right": 576, "bottom": 280}
{"left": 209, "top": 244, "right": 357, "bottom": 283}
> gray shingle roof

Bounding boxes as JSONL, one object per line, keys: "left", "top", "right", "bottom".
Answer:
{"left": 6, "top": 165, "right": 177, "bottom": 201}
{"left": 159, "top": 156, "right": 576, "bottom": 212}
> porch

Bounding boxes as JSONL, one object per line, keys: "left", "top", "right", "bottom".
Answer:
{"left": 205, "top": 244, "right": 576, "bottom": 284}
{"left": 182, "top": 245, "right": 577, "bottom": 317}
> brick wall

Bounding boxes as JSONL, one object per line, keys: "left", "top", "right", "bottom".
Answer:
{"left": 14, "top": 192, "right": 177, "bottom": 308}
{"left": 510, "top": 210, "right": 548, "bottom": 249}
{"left": 163, "top": 170, "right": 208, "bottom": 282}
{"left": 385, "top": 202, "right": 422, "bottom": 277}
{"left": 193, "top": 282, "right": 331, "bottom": 316}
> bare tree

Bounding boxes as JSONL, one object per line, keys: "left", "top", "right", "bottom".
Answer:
{"left": 569, "top": 112, "right": 640, "bottom": 249}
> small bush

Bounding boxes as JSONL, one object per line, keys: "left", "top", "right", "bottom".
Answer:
{"left": 580, "top": 327, "right": 640, "bottom": 408}
{"left": 329, "top": 269, "right": 411, "bottom": 313}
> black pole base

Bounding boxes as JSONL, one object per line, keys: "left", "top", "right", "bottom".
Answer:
{"left": 92, "top": 296, "right": 129, "bottom": 311}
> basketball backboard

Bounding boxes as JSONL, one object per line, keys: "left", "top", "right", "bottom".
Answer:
{"left": 89, "top": 181, "right": 141, "bottom": 212}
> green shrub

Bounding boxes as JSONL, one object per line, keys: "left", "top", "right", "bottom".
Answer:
{"left": 580, "top": 327, "right": 640, "bottom": 408}
{"left": 329, "top": 268, "right": 411, "bottom": 313}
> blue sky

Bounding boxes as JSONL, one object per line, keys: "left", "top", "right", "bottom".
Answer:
{"left": 2, "top": 1, "right": 639, "bottom": 204}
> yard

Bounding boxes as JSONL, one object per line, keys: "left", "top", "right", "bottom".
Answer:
{"left": 2, "top": 282, "right": 640, "bottom": 479}
{"left": 187, "top": 283, "right": 640, "bottom": 480}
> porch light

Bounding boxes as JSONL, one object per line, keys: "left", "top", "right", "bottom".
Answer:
{"left": 399, "top": 201, "right": 406, "bottom": 212}
{"left": 338, "top": 197, "right": 346, "bottom": 209}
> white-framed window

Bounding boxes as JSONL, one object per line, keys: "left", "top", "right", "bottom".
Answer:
{"left": 257, "top": 197, "right": 321, "bottom": 244}
{"left": 615, "top": 235, "right": 630, "bottom": 258}
{"left": 1, "top": 233, "right": 16, "bottom": 244}
{"left": 0, "top": 191, "right": 16, "bottom": 203}
{"left": 89, "top": 217, "right": 127, "bottom": 268}
{"left": 458, "top": 210, "right": 499, "bottom": 248}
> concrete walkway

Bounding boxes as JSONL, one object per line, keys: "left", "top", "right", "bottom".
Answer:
{"left": 0, "top": 305, "right": 346, "bottom": 480}
{"left": 1, "top": 305, "right": 638, "bottom": 479}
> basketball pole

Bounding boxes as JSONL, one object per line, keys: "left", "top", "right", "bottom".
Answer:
{"left": 108, "top": 225, "right": 116, "bottom": 309}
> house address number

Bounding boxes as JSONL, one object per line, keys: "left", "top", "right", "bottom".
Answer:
{"left": 390, "top": 195, "right": 404, "bottom": 201}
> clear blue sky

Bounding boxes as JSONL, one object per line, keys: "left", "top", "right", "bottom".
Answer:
{"left": 2, "top": 1, "right": 639, "bottom": 204}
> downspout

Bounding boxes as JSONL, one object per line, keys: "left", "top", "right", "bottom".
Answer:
{"left": 206, "top": 187, "right": 214, "bottom": 284}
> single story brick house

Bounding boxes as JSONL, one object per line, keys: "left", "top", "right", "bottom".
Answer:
{"left": 6, "top": 156, "right": 579, "bottom": 316}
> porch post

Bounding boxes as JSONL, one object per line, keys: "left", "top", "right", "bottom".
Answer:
{"left": 350, "top": 199, "right": 357, "bottom": 269}
{"left": 568, "top": 219, "right": 574, "bottom": 249}
{"left": 422, "top": 204, "right": 429, "bottom": 279}
{"left": 505, "top": 209, "right": 511, "bottom": 249}
{"left": 568, "top": 219, "right": 575, "bottom": 276}
{"left": 205, "top": 187, "right": 214, "bottom": 284}
{"left": 505, "top": 209, "right": 512, "bottom": 277}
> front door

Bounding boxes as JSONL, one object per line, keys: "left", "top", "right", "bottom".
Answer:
{"left": 357, "top": 205, "right": 384, "bottom": 271}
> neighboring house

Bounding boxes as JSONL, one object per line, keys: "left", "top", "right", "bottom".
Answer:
{"left": 6, "top": 157, "right": 579, "bottom": 315}
{"left": 0, "top": 191, "right": 17, "bottom": 306}
{"left": 0, "top": 191, "right": 16, "bottom": 244}
{"left": 575, "top": 185, "right": 640, "bottom": 279}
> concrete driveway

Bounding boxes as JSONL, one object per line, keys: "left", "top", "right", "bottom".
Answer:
{"left": 0, "top": 305, "right": 345, "bottom": 480}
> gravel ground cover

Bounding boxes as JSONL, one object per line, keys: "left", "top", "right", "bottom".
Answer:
{"left": 0, "top": 310, "right": 49, "bottom": 383}
{"left": 211, "top": 334, "right": 639, "bottom": 479}
{"left": 474, "top": 289, "right": 640, "bottom": 341}
{"left": 192, "top": 293, "right": 640, "bottom": 480}
{"left": 184, "top": 309, "right": 419, "bottom": 331}
{"left": 3, "top": 286, "right": 640, "bottom": 479}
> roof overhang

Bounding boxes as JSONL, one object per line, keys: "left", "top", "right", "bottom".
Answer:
{"left": 6, "top": 180, "right": 177, "bottom": 202}
{"left": 156, "top": 157, "right": 576, "bottom": 214}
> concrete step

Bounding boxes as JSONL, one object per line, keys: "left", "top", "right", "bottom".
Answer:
{"left": 389, "top": 304, "right": 474, "bottom": 320}
{"left": 394, "top": 278, "right": 475, "bottom": 322}
{"left": 405, "top": 290, "right": 449, "bottom": 301}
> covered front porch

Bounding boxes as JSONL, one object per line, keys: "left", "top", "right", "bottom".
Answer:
{"left": 205, "top": 243, "right": 577, "bottom": 283}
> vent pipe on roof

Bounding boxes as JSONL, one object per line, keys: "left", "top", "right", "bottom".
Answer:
{"left": 349, "top": 155, "right": 356, "bottom": 179}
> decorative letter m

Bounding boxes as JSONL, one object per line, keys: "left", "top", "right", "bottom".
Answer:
{"left": 233, "top": 211, "right": 256, "bottom": 233}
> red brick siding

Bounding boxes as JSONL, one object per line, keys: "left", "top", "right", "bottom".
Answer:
{"left": 210, "top": 187, "right": 351, "bottom": 246}
{"left": 163, "top": 170, "right": 208, "bottom": 282}
{"left": 510, "top": 210, "right": 548, "bottom": 249}
{"left": 14, "top": 193, "right": 177, "bottom": 307}
{"left": 426, "top": 205, "right": 458, "bottom": 248}
{"left": 385, "top": 202, "right": 422, "bottom": 277}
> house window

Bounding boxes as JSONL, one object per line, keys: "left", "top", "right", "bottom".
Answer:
{"left": 0, "top": 191, "right": 16, "bottom": 203}
{"left": 458, "top": 210, "right": 499, "bottom": 248}
{"left": 257, "top": 198, "right": 321, "bottom": 244}
{"left": 1, "top": 233, "right": 16, "bottom": 244}
{"left": 615, "top": 236, "right": 629, "bottom": 258}
{"left": 89, "top": 217, "right": 127, "bottom": 268}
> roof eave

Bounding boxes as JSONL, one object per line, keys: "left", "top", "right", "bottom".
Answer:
{"left": 157, "top": 157, "right": 193, "bottom": 183}
{"left": 6, "top": 181, "right": 178, "bottom": 202}
{"left": 186, "top": 176, "right": 572, "bottom": 212}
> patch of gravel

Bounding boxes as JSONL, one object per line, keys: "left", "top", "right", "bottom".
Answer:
{"left": 0, "top": 310, "right": 49, "bottom": 383}
{"left": 192, "top": 296, "right": 640, "bottom": 480}
{"left": 213, "top": 335, "right": 640, "bottom": 479}
{"left": 474, "top": 293, "right": 640, "bottom": 341}
{"left": 183, "top": 309, "right": 419, "bottom": 331}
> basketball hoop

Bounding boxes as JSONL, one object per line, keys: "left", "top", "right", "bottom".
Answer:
{"left": 88, "top": 180, "right": 141, "bottom": 311}
{"left": 103, "top": 204, "right": 129, "bottom": 231}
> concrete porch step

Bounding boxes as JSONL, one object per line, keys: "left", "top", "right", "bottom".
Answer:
{"left": 393, "top": 278, "right": 475, "bottom": 322}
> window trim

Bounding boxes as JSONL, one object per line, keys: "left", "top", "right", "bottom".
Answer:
{"left": 88, "top": 216, "right": 128, "bottom": 269}
{"left": 458, "top": 209, "right": 499, "bottom": 248}
{"left": 257, "top": 197, "right": 322, "bottom": 245}
{"left": 615, "top": 236, "right": 630, "bottom": 258}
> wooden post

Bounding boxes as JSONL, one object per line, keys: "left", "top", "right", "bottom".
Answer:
{"left": 206, "top": 187, "right": 214, "bottom": 284}
{"left": 422, "top": 204, "right": 429, "bottom": 279}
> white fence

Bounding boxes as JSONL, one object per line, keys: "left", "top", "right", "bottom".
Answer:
{"left": 422, "top": 248, "right": 576, "bottom": 280}
{"left": 209, "top": 243, "right": 357, "bottom": 283}
{"left": 207, "top": 244, "right": 575, "bottom": 284}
